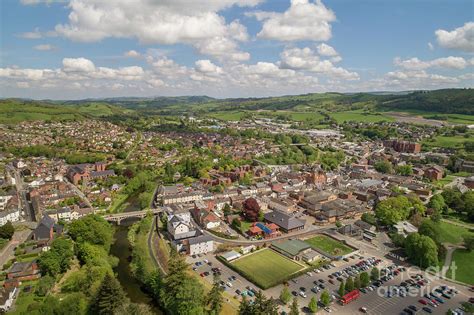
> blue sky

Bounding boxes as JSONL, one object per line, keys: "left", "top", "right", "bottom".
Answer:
{"left": 0, "top": 0, "right": 473, "bottom": 99}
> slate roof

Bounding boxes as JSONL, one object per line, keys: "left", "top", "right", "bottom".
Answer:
{"left": 264, "top": 211, "right": 305, "bottom": 230}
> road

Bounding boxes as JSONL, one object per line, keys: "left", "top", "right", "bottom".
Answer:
{"left": 6, "top": 165, "right": 35, "bottom": 222}
{"left": 64, "top": 178, "right": 94, "bottom": 211}
{"left": 0, "top": 229, "right": 32, "bottom": 267}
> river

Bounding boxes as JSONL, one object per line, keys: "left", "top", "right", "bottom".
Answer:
{"left": 109, "top": 194, "right": 163, "bottom": 314}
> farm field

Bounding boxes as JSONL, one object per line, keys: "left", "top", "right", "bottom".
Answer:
{"left": 230, "top": 249, "right": 306, "bottom": 289}
{"left": 305, "top": 235, "right": 354, "bottom": 256}
{"left": 446, "top": 249, "right": 474, "bottom": 285}
{"left": 422, "top": 134, "right": 474, "bottom": 149}
{"left": 329, "top": 110, "right": 394, "bottom": 123}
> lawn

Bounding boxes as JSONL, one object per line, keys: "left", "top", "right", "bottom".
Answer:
{"left": 422, "top": 134, "right": 474, "bottom": 149}
{"left": 446, "top": 249, "right": 474, "bottom": 285}
{"left": 435, "top": 175, "right": 456, "bottom": 187}
{"left": 230, "top": 249, "right": 306, "bottom": 289}
{"left": 330, "top": 110, "right": 394, "bottom": 123}
{"left": 305, "top": 235, "right": 354, "bottom": 256}
{"left": 437, "top": 221, "right": 474, "bottom": 245}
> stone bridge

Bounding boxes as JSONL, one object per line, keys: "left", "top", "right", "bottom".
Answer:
{"left": 103, "top": 208, "right": 162, "bottom": 224}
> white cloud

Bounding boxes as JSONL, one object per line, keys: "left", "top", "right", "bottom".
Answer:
{"left": 124, "top": 50, "right": 140, "bottom": 58}
{"left": 316, "top": 43, "right": 338, "bottom": 57}
{"left": 394, "top": 56, "right": 470, "bottom": 70}
{"left": 53, "top": 0, "right": 255, "bottom": 60}
{"left": 248, "top": 0, "right": 336, "bottom": 42}
{"left": 435, "top": 22, "right": 474, "bottom": 52}
{"left": 428, "top": 42, "right": 434, "bottom": 51}
{"left": 34, "top": 44, "right": 55, "bottom": 51}
{"left": 279, "top": 46, "right": 359, "bottom": 80}
{"left": 19, "top": 28, "right": 43, "bottom": 39}
{"left": 62, "top": 57, "right": 96, "bottom": 73}
{"left": 195, "top": 60, "right": 223, "bottom": 74}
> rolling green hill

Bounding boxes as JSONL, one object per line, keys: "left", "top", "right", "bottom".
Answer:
{"left": 0, "top": 89, "right": 472, "bottom": 124}
{"left": 0, "top": 99, "right": 132, "bottom": 124}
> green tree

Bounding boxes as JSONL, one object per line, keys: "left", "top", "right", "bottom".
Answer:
{"left": 371, "top": 267, "right": 380, "bottom": 281}
{"left": 320, "top": 289, "right": 330, "bottom": 307}
{"left": 68, "top": 215, "right": 114, "bottom": 250}
{"left": 374, "top": 160, "right": 393, "bottom": 174}
{"left": 360, "top": 272, "right": 370, "bottom": 287}
{"left": 289, "top": 297, "right": 299, "bottom": 315}
{"left": 361, "top": 213, "right": 376, "bottom": 225}
{"left": 345, "top": 277, "right": 354, "bottom": 292}
{"left": 279, "top": 286, "right": 291, "bottom": 305}
{"left": 418, "top": 220, "right": 441, "bottom": 244}
{"left": 427, "top": 194, "right": 446, "bottom": 214}
{"left": 354, "top": 274, "right": 361, "bottom": 289}
{"left": 396, "top": 164, "right": 413, "bottom": 176}
{"left": 207, "top": 275, "right": 223, "bottom": 315}
{"left": 92, "top": 273, "right": 126, "bottom": 315}
{"left": 308, "top": 296, "right": 318, "bottom": 314}
{"left": 37, "top": 237, "right": 73, "bottom": 276}
{"left": 0, "top": 221, "right": 14, "bottom": 240}
{"left": 404, "top": 233, "right": 439, "bottom": 268}
{"left": 338, "top": 281, "right": 345, "bottom": 297}
{"left": 464, "top": 235, "right": 474, "bottom": 251}
{"left": 161, "top": 252, "right": 205, "bottom": 314}
{"left": 35, "top": 275, "right": 55, "bottom": 297}
{"left": 375, "top": 195, "right": 412, "bottom": 225}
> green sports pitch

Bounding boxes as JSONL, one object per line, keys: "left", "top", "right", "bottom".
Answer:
{"left": 230, "top": 249, "right": 306, "bottom": 289}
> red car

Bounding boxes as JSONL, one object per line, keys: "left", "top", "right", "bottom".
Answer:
{"left": 418, "top": 299, "right": 427, "bottom": 305}
{"left": 200, "top": 273, "right": 205, "bottom": 277}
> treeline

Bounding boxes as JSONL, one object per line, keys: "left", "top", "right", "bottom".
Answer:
{"left": 24, "top": 215, "right": 152, "bottom": 314}
{"left": 7, "top": 145, "right": 106, "bottom": 164}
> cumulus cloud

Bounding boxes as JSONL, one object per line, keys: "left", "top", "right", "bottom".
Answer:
{"left": 248, "top": 0, "right": 336, "bottom": 41}
{"left": 316, "top": 43, "right": 338, "bottom": 57}
{"left": 279, "top": 46, "right": 359, "bottom": 80}
{"left": 394, "top": 56, "right": 470, "bottom": 70}
{"left": 62, "top": 57, "right": 96, "bottom": 73}
{"left": 435, "top": 22, "right": 474, "bottom": 52}
{"left": 34, "top": 44, "right": 55, "bottom": 51}
{"left": 195, "top": 60, "right": 223, "bottom": 74}
{"left": 124, "top": 50, "right": 140, "bottom": 58}
{"left": 53, "top": 0, "right": 255, "bottom": 61}
{"left": 18, "top": 28, "right": 43, "bottom": 39}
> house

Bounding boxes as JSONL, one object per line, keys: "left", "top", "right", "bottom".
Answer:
{"left": 299, "top": 191, "right": 338, "bottom": 214}
{"left": 192, "top": 206, "right": 221, "bottom": 230}
{"left": 246, "top": 222, "right": 280, "bottom": 239}
{"left": 0, "top": 194, "right": 20, "bottom": 226}
{"left": 383, "top": 140, "right": 421, "bottom": 153}
{"left": 264, "top": 211, "right": 305, "bottom": 233}
{"left": 0, "top": 287, "right": 17, "bottom": 312}
{"left": 185, "top": 235, "right": 214, "bottom": 255}
{"left": 32, "top": 214, "right": 62, "bottom": 244}
{"left": 6, "top": 261, "right": 41, "bottom": 284}
{"left": 66, "top": 162, "right": 115, "bottom": 185}
{"left": 465, "top": 176, "right": 474, "bottom": 189}
{"left": 241, "top": 245, "right": 256, "bottom": 254}
{"left": 424, "top": 166, "right": 444, "bottom": 181}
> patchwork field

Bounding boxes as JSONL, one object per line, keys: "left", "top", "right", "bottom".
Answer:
{"left": 230, "top": 249, "right": 306, "bottom": 288}
{"left": 305, "top": 235, "right": 354, "bottom": 256}
{"left": 422, "top": 134, "right": 474, "bottom": 149}
{"left": 446, "top": 249, "right": 474, "bottom": 285}
{"left": 329, "top": 110, "right": 394, "bottom": 123}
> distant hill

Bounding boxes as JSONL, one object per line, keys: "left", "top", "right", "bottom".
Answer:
{"left": 0, "top": 89, "right": 472, "bottom": 124}
{"left": 376, "top": 89, "right": 474, "bottom": 114}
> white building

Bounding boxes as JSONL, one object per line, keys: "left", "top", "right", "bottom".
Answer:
{"left": 0, "top": 287, "right": 17, "bottom": 312}
{"left": 186, "top": 235, "right": 214, "bottom": 255}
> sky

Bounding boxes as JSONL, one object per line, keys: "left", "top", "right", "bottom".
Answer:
{"left": 0, "top": 0, "right": 473, "bottom": 99}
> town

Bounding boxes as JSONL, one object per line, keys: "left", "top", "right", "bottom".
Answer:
{"left": 0, "top": 107, "right": 473, "bottom": 315}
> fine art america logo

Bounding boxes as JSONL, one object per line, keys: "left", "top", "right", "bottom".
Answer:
{"left": 375, "top": 263, "right": 458, "bottom": 298}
